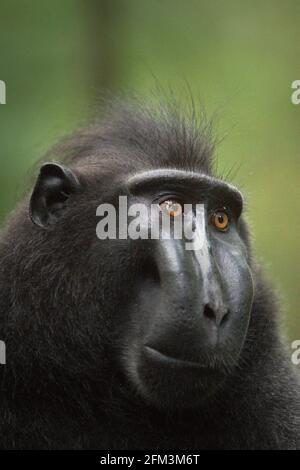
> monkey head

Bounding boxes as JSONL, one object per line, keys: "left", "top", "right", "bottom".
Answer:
{"left": 29, "top": 151, "right": 254, "bottom": 410}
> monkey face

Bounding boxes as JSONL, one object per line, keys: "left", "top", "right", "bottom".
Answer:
{"left": 119, "top": 169, "right": 254, "bottom": 409}
{"left": 30, "top": 164, "right": 254, "bottom": 410}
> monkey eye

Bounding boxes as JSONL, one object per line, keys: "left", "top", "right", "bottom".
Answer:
{"left": 159, "top": 199, "right": 183, "bottom": 217}
{"left": 210, "top": 209, "right": 230, "bottom": 231}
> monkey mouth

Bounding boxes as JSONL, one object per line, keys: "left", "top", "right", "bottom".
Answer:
{"left": 143, "top": 345, "right": 214, "bottom": 371}
{"left": 124, "top": 344, "right": 228, "bottom": 409}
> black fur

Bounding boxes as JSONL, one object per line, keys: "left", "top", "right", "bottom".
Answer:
{"left": 0, "top": 99, "right": 299, "bottom": 449}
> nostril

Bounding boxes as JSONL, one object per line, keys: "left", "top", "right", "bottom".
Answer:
{"left": 220, "top": 309, "right": 230, "bottom": 326}
{"left": 203, "top": 304, "right": 216, "bottom": 321}
{"left": 203, "top": 304, "right": 230, "bottom": 326}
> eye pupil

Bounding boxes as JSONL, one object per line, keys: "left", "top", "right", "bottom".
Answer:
{"left": 211, "top": 210, "right": 229, "bottom": 231}
{"left": 159, "top": 199, "right": 183, "bottom": 217}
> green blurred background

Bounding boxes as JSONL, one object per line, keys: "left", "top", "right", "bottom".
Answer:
{"left": 0, "top": 0, "right": 299, "bottom": 339}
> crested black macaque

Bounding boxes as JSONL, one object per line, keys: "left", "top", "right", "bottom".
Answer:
{"left": 0, "top": 100, "right": 299, "bottom": 450}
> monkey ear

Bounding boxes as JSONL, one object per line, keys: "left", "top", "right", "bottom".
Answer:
{"left": 29, "top": 162, "right": 81, "bottom": 228}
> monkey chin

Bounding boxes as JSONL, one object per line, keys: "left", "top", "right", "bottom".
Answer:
{"left": 124, "top": 345, "right": 229, "bottom": 410}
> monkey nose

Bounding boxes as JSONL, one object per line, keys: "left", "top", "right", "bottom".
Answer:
{"left": 143, "top": 299, "right": 231, "bottom": 364}
{"left": 203, "top": 303, "right": 230, "bottom": 327}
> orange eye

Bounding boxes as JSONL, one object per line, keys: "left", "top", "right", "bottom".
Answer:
{"left": 211, "top": 210, "right": 230, "bottom": 231}
{"left": 159, "top": 199, "right": 183, "bottom": 217}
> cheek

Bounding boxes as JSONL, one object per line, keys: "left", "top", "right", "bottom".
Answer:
{"left": 224, "top": 251, "right": 254, "bottom": 310}
{"left": 214, "top": 236, "right": 254, "bottom": 306}
{"left": 214, "top": 241, "right": 254, "bottom": 343}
